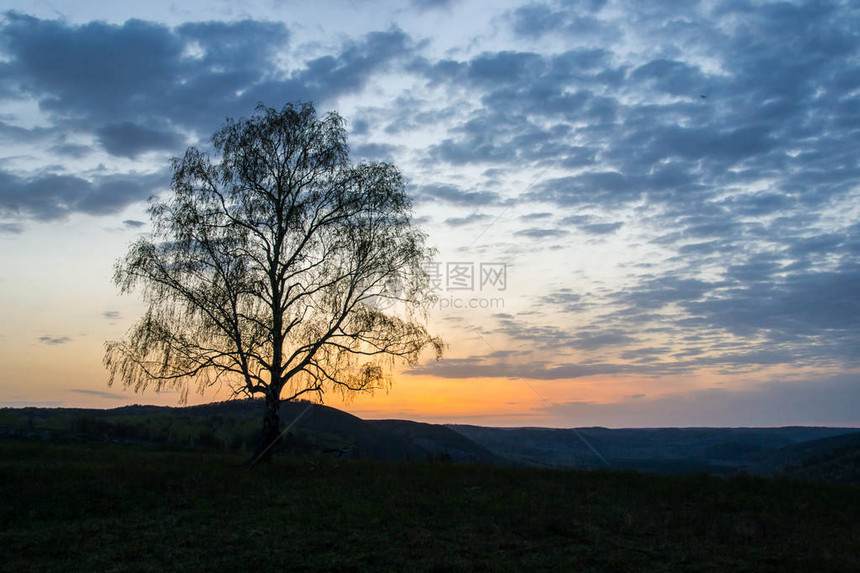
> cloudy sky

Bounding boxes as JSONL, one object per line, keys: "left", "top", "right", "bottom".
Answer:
{"left": 1, "top": 0, "right": 858, "bottom": 427}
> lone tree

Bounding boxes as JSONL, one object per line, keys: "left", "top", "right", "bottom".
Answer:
{"left": 105, "top": 102, "right": 443, "bottom": 461}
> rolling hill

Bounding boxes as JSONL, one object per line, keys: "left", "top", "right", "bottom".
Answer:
{"left": 0, "top": 400, "right": 466, "bottom": 463}
{"left": 749, "top": 430, "right": 860, "bottom": 482}
{"left": 447, "top": 424, "right": 860, "bottom": 478}
{"left": 2, "top": 400, "right": 858, "bottom": 481}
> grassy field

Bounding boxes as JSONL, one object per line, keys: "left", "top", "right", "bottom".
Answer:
{"left": 1, "top": 439, "right": 858, "bottom": 572}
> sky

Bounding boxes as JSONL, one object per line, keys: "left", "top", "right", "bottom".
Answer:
{"left": 0, "top": 0, "right": 858, "bottom": 427}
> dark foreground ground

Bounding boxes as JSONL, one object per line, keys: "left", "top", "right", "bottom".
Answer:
{"left": 1, "top": 439, "right": 858, "bottom": 572}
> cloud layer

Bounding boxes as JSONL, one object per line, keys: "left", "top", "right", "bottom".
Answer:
{"left": 0, "top": 12, "right": 414, "bottom": 221}
{"left": 1, "top": 1, "right": 858, "bottom": 420}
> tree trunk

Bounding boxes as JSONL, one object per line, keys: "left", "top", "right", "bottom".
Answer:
{"left": 253, "top": 393, "right": 281, "bottom": 464}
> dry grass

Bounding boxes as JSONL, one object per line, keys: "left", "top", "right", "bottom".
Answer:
{"left": 1, "top": 439, "right": 858, "bottom": 572}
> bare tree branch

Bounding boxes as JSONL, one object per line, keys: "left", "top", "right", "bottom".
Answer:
{"left": 105, "top": 101, "right": 443, "bottom": 461}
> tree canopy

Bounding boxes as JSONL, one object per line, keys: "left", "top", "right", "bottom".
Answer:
{"left": 105, "top": 102, "right": 443, "bottom": 459}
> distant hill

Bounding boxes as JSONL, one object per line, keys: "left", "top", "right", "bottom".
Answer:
{"left": 366, "top": 419, "right": 506, "bottom": 465}
{"left": 2, "top": 401, "right": 858, "bottom": 481}
{"left": 448, "top": 424, "right": 860, "bottom": 478}
{"left": 749, "top": 430, "right": 860, "bottom": 482}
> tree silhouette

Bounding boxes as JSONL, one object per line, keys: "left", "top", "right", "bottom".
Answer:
{"left": 105, "top": 102, "right": 443, "bottom": 461}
